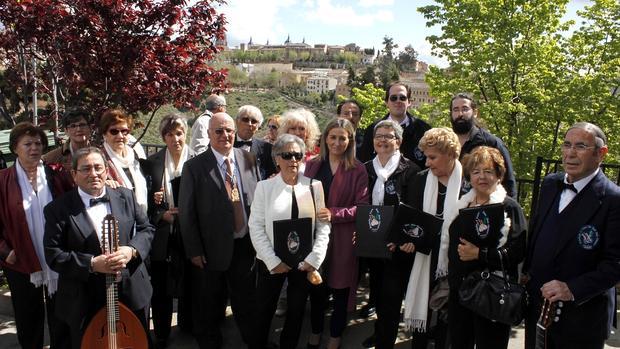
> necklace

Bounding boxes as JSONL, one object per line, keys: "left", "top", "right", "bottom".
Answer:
{"left": 474, "top": 196, "right": 490, "bottom": 206}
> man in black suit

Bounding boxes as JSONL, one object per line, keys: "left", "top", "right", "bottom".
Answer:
{"left": 523, "top": 122, "right": 620, "bottom": 349}
{"left": 44, "top": 147, "right": 154, "bottom": 349}
{"left": 358, "top": 81, "right": 431, "bottom": 168}
{"left": 179, "top": 112, "right": 260, "bottom": 349}
{"left": 234, "top": 105, "right": 276, "bottom": 180}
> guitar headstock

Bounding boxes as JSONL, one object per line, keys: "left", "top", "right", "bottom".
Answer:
{"left": 100, "top": 214, "right": 120, "bottom": 254}
{"left": 538, "top": 298, "right": 563, "bottom": 329}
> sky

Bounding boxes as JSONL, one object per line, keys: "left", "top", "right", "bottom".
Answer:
{"left": 219, "top": 0, "right": 592, "bottom": 68}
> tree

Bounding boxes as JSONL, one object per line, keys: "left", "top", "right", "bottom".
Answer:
{"left": 397, "top": 44, "right": 419, "bottom": 71}
{"left": 348, "top": 83, "right": 388, "bottom": 130}
{"left": 360, "top": 66, "right": 378, "bottom": 87}
{"left": 0, "top": 0, "right": 228, "bottom": 130}
{"left": 346, "top": 65, "right": 359, "bottom": 89}
{"left": 416, "top": 0, "right": 620, "bottom": 180}
{"left": 378, "top": 36, "right": 399, "bottom": 88}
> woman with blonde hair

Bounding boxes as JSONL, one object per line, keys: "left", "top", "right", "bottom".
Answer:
{"left": 279, "top": 108, "right": 321, "bottom": 163}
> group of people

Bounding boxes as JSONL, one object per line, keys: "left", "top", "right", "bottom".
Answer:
{"left": 0, "top": 82, "right": 617, "bottom": 349}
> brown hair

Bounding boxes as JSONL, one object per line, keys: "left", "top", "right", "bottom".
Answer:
{"left": 99, "top": 108, "right": 134, "bottom": 134}
{"left": 462, "top": 146, "right": 506, "bottom": 181}
{"left": 9, "top": 122, "right": 48, "bottom": 154}
{"left": 319, "top": 118, "right": 357, "bottom": 170}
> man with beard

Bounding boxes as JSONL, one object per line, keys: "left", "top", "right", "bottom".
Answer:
{"left": 359, "top": 82, "right": 431, "bottom": 169}
{"left": 450, "top": 93, "right": 516, "bottom": 197}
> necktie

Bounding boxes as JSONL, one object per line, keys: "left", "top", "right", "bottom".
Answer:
{"left": 90, "top": 195, "right": 110, "bottom": 207}
{"left": 224, "top": 158, "right": 246, "bottom": 234}
{"left": 561, "top": 182, "right": 578, "bottom": 193}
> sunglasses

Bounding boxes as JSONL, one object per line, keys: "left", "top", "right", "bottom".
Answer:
{"left": 67, "top": 122, "right": 89, "bottom": 130}
{"left": 214, "top": 128, "right": 235, "bottom": 135}
{"left": 389, "top": 95, "right": 408, "bottom": 102}
{"left": 279, "top": 152, "right": 304, "bottom": 161}
{"left": 268, "top": 124, "right": 278, "bottom": 131}
{"left": 108, "top": 128, "right": 130, "bottom": 136}
{"left": 240, "top": 116, "right": 260, "bottom": 125}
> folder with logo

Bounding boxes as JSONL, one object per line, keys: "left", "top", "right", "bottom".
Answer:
{"left": 354, "top": 205, "right": 395, "bottom": 259}
{"left": 273, "top": 217, "right": 313, "bottom": 268}
{"left": 458, "top": 203, "right": 505, "bottom": 247}
{"left": 389, "top": 203, "right": 443, "bottom": 254}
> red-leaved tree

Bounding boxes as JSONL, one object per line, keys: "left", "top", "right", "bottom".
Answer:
{"left": 0, "top": 0, "right": 228, "bottom": 131}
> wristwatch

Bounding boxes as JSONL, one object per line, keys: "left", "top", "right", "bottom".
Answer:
{"left": 130, "top": 246, "right": 138, "bottom": 259}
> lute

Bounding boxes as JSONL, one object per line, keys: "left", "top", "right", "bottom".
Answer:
{"left": 81, "top": 214, "right": 148, "bottom": 349}
{"left": 535, "top": 298, "right": 563, "bottom": 349}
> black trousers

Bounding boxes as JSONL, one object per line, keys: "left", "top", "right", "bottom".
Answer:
{"left": 3, "top": 267, "right": 66, "bottom": 349}
{"left": 256, "top": 261, "right": 311, "bottom": 349}
{"left": 150, "top": 260, "right": 174, "bottom": 341}
{"left": 448, "top": 290, "right": 510, "bottom": 349}
{"left": 191, "top": 235, "right": 258, "bottom": 349}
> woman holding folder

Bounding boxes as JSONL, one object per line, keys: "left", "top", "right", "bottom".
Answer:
{"left": 445, "top": 146, "right": 526, "bottom": 349}
{"left": 361, "top": 119, "right": 421, "bottom": 347}
{"left": 249, "top": 134, "right": 331, "bottom": 349}
{"left": 375, "top": 127, "right": 461, "bottom": 349}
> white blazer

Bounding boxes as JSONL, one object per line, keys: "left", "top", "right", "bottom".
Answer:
{"left": 249, "top": 173, "right": 330, "bottom": 271}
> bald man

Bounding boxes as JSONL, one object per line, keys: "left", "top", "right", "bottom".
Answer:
{"left": 179, "top": 113, "right": 260, "bottom": 348}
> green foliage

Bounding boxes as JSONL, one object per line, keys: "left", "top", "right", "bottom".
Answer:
{"left": 347, "top": 83, "right": 388, "bottom": 130}
{"left": 378, "top": 36, "right": 400, "bottom": 88}
{"left": 417, "top": 0, "right": 620, "bottom": 180}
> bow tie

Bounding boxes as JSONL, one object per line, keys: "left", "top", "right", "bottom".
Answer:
{"left": 90, "top": 195, "right": 110, "bottom": 207}
{"left": 561, "top": 182, "right": 578, "bottom": 193}
{"left": 235, "top": 140, "right": 252, "bottom": 148}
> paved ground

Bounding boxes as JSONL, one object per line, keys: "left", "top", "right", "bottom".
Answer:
{"left": 1, "top": 286, "right": 619, "bottom": 348}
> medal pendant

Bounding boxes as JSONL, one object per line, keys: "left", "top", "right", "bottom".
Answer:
{"left": 231, "top": 187, "right": 241, "bottom": 202}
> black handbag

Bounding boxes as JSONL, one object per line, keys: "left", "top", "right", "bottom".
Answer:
{"left": 458, "top": 249, "right": 526, "bottom": 325}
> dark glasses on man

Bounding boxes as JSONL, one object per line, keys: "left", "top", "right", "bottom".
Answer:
{"left": 389, "top": 95, "right": 408, "bottom": 102}
{"left": 279, "top": 152, "right": 303, "bottom": 161}
{"left": 214, "top": 128, "right": 235, "bottom": 135}
{"left": 108, "top": 128, "right": 130, "bottom": 136}
{"left": 240, "top": 116, "right": 260, "bottom": 125}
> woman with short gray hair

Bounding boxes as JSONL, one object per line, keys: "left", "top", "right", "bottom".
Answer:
{"left": 249, "top": 134, "right": 330, "bottom": 349}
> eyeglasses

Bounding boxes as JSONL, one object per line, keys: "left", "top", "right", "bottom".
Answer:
{"left": 213, "top": 128, "right": 235, "bottom": 135}
{"left": 240, "top": 116, "right": 260, "bottom": 125}
{"left": 76, "top": 165, "right": 106, "bottom": 175}
{"left": 452, "top": 107, "right": 472, "bottom": 113}
{"left": 561, "top": 142, "right": 596, "bottom": 153}
{"left": 389, "top": 95, "right": 408, "bottom": 102}
{"left": 108, "top": 128, "right": 130, "bottom": 136}
{"left": 374, "top": 134, "right": 397, "bottom": 141}
{"left": 279, "top": 152, "right": 304, "bottom": 161}
{"left": 268, "top": 124, "right": 278, "bottom": 131}
{"left": 67, "top": 122, "right": 89, "bottom": 130}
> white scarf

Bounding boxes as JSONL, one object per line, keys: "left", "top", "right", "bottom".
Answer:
{"left": 15, "top": 159, "right": 58, "bottom": 295}
{"left": 104, "top": 142, "right": 148, "bottom": 214}
{"left": 163, "top": 145, "right": 189, "bottom": 209}
{"left": 404, "top": 161, "right": 462, "bottom": 331}
{"left": 371, "top": 151, "right": 401, "bottom": 205}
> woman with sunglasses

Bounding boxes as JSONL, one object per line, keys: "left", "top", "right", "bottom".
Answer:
{"left": 0, "top": 122, "right": 74, "bottom": 348}
{"left": 304, "top": 118, "right": 369, "bottom": 349}
{"left": 263, "top": 115, "right": 281, "bottom": 144}
{"left": 249, "top": 134, "right": 331, "bottom": 349}
{"left": 99, "top": 108, "right": 149, "bottom": 214}
{"left": 279, "top": 108, "right": 321, "bottom": 168}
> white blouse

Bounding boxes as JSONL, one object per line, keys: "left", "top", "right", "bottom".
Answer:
{"left": 249, "top": 174, "right": 331, "bottom": 271}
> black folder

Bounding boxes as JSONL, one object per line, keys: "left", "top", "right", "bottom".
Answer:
{"left": 354, "top": 205, "right": 394, "bottom": 259}
{"left": 389, "top": 203, "right": 443, "bottom": 253}
{"left": 458, "top": 203, "right": 505, "bottom": 246}
{"left": 273, "top": 218, "right": 313, "bottom": 267}
{"left": 170, "top": 176, "right": 181, "bottom": 207}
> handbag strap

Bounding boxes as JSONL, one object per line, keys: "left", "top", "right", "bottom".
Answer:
{"left": 497, "top": 248, "right": 511, "bottom": 287}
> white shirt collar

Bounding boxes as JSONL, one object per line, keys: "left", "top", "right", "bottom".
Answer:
{"left": 564, "top": 168, "right": 599, "bottom": 193}
{"left": 388, "top": 114, "right": 410, "bottom": 128}
{"left": 77, "top": 187, "right": 107, "bottom": 207}
{"left": 212, "top": 148, "right": 235, "bottom": 168}
{"left": 236, "top": 135, "right": 252, "bottom": 142}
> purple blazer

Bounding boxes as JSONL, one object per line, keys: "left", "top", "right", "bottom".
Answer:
{"left": 305, "top": 158, "right": 369, "bottom": 290}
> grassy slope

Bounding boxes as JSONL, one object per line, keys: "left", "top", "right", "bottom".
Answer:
{"left": 135, "top": 89, "right": 334, "bottom": 146}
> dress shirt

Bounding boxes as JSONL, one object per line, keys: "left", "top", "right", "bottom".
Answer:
{"left": 388, "top": 114, "right": 410, "bottom": 128}
{"left": 212, "top": 149, "right": 248, "bottom": 237}
{"left": 559, "top": 168, "right": 599, "bottom": 212}
{"left": 78, "top": 187, "right": 111, "bottom": 242}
